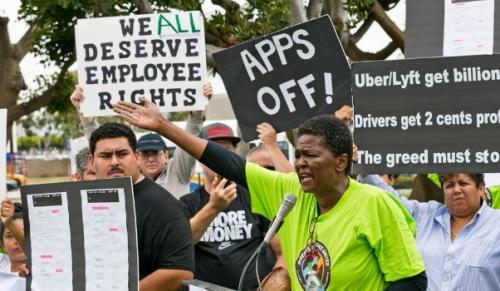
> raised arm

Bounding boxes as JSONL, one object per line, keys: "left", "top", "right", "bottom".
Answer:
{"left": 1, "top": 198, "right": 25, "bottom": 250}
{"left": 168, "top": 83, "right": 212, "bottom": 185}
{"left": 113, "top": 98, "right": 247, "bottom": 186}
{"left": 257, "top": 122, "right": 294, "bottom": 173}
{"left": 114, "top": 97, "right": 207, "bottom": 159}
{"left": 70, "top": 86, "right": 98, "bottom": 139}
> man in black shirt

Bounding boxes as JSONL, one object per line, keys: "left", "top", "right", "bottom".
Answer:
{"left": 89, "top": 122, "right": 194, "bottom": 291}
{"left": 179, "top": 123, "right": 275, "bottom": 289}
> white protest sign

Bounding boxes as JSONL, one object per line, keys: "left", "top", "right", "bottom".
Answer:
{"left": 1, "top": 109, "right": 6, "bottom": 199}
{"left": 75, "top": 12, "right": 207, "bottom": 117}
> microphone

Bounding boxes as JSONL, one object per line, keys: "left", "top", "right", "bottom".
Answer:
{"left": 263, "top": 193, "right": 297, "bottom": 244}
{"left": 237, "top": 193, "right": 297, "bottom": 291}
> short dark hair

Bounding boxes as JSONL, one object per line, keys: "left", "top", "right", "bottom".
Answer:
{"left": 438, "top": 173, "right": 485, "bottom": 187}
{"left": 0, "top": 203, "right": 23, "bottom": 245}
{"left": 297, "top": 115, "right": 353, "bottom": 175}
{"left": 89, "top": 123, "right": 137, "bottom": 155}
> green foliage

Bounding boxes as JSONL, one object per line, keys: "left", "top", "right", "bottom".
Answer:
{"left": 344, "top": 0, "right": 374, "bottom": 29}
{"left": 17, "top": 135, "right": 41, "bottom": 150}
{"left": 206, "top": 1, "right": 289, "bottom": 45}
{"left": 345, "top": 0, "right": 400, "bottom": 29}
{"left": 18, "top": 0, "right": 134, "bottom": 66}
{"left": 17, "top": 134, "right": 66, "bottom": 150}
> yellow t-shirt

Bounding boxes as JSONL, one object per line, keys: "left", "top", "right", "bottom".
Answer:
{"left": 246, "top": 162, "right": 425, "bottom": 290}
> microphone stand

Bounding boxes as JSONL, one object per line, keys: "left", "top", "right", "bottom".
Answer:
{"left": 237, "top": 241, "right": 266, "bottom": 291}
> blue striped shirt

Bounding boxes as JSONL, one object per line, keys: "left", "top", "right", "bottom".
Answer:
{"left": 358, "top": 175, "right": 500, "bottom": 291}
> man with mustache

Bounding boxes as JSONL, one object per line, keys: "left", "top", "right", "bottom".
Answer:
{"left": 88, "top": 122, "right": 194, "bottom": 291}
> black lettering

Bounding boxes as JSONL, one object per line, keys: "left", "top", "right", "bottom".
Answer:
{"left": 130, "top": 64, "right": 144, "bottom": 82}
{"left": 188, "top": 63, "right": 201, "bottom": 81}
{"left": 101, "top": 66, "right": 117, "bottom": 84}
{"left": 144, "top": 64, "right": 157, "bottom": 81}
{"left": 151, "top": 39, "right": 166, "bottom": 57}
{"left": 134, "top": 40, "right": 148, "bottom": 57}
{"left": 156, "top": 63, "right": 172, "bottom": 81}
{"left": 138, "top": 17, "right": 152, "bottom": 35}
{"left": 83, "top": 44, "right": 97, "bottom": 61}
{"left": 150, "top": 89, "right": 165, "bottom": 106}
{"left": 185, "top": 38, "right": 198, "bottom": 57}
{"left": 172, "top": 63, "right": 185, "bottom": 81}
{"left": 118, "top": 90, "right": 126, "bottom": 101}
{"left": 117, "top": 65, "right": 131, "bottom": 82}
{"left": 118, "top": 41, "right": 131, "bottom": 58}
{"left": 85, "top": 66, "right": 98, "bottom": 84}
{"left": 166, "top": 39, "right": 181, "bottom": 57}
{"left": 131, "top": 89, "right": 144, "bottom": 104}
{"left": 100, "top": 42, "right": 114, "bottom": 60}
{"left": 98, "top": 92, "right": 112, "bottom": 109}
{"left": 184, "top": 88, "right": 196, "bottom": 106}
{"left": 167, "top": 88, "right": 181, "bottom": 107}
{"left": 119, "top": 19, "right": 134, "bottom": 36}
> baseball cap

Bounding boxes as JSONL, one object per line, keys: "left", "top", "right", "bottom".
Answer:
{"left": 137, "top": 133, "right": 167, "bottom": 151}
{"left": 199, "top": 122, "right": 241, "bottom": 145}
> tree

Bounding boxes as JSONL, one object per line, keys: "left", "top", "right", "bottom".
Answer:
{"left": 0, "top": 0, "right": 403, "bottom": 133}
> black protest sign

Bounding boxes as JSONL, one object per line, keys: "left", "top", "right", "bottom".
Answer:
{"left": 214, "top": 16, "right": 351, "bottom": 141}
{"left": 21, "top": 178, "right": 138, "bottom": 291}
{"left": 353, "top": 54, "right": 500, "bottom": 173}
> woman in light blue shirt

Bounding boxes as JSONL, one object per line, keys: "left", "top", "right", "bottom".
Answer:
{"left": 359, "top": 173, "right": 500, "bottom": 291}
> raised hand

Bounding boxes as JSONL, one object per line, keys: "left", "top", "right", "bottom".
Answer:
{"left": 70, "top": 85, "right": 85, "bottom": 112}
{"left": 257, "top": 122, "right": 278, "bottom": 148}
{"left": 1, "top": 197, "right": 14, "bottom": 226}
{"left": 208, "top": 177, "right": 237, "bottom": 212}
{"left": 202, "top": 82, "right": 213, "bottom": 100}
{"left": 113, "top": 96, "right": 165, "bottom": 132}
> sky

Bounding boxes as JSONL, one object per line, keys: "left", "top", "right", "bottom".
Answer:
{"left": 1, "top": 0, "right": 406, "bottom": 93}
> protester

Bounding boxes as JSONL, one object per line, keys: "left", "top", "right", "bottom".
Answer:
{"left": 254, "top": 122, "right": 294, "bottom": 173}
{"left": 136, "top": 132, "right": 195, "bottom": 198}
{"left": 72, "top": 146, "right": 96, "bottom": 181}
{"left": 114, "top": 98, "right": 427, "bottom": 290}
{"left": 0, "top": 204, "right": 26, "bottom": 275}
{"left": 178, "top": 122, "right": 277, "bottom": 289}
{"left": 88, "top": 122, "right": 194, "bottom": 291}
{"left": 71, "top": 83, "right": 213, "bottom": 197}
{"left": 0, "top": 200, "right": 25, "bottom": 254}
{"left": 358, "top": 173, "right": 500, "bottom": 290}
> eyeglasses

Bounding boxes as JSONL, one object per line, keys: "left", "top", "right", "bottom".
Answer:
{"left": 139, "top": 150, "right": 163, "bottom": 158}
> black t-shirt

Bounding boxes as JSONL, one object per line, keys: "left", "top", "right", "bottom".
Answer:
{"left": 179, "top": 185, "right": 275, "bottom": 289}
{"left": 134, "top": 178, "right": 194, "bottom": 279}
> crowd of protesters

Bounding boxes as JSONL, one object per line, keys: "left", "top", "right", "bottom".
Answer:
{"left": 1, "top": 83, "right": 500, "bottom": 291}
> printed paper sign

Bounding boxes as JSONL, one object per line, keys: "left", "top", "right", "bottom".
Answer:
{"left": 353, "top": 54, "right": 500, "bottom": 173}
{"left": 75, "top": 12, "right": 207, "bottom": 117}
{"left": 21, "top": 178, "right": 138, "bottom": 291}
{"left": 443, "top": 0, "right": 495, "bottom": 56}
{"left": 214, "top": 16, "right": 351, "bottom": 141}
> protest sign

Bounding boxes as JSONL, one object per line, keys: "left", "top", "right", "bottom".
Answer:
{"left": 75, "top": 12, "right": 207, "bottom": 117}
{"left": 21, "top": 178, "right": 138, "bottom": 291}
{"left": 214, "top": 15, "right": 351, "bottom": 141}
{"left": 353, "top": 54, "right": 500, "bottom": 173}
{"left": 406, "top": 0, "right": 500, "bottom": 58}
{"left": 1, "top": 109, "right": 6, "bottom": 199}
